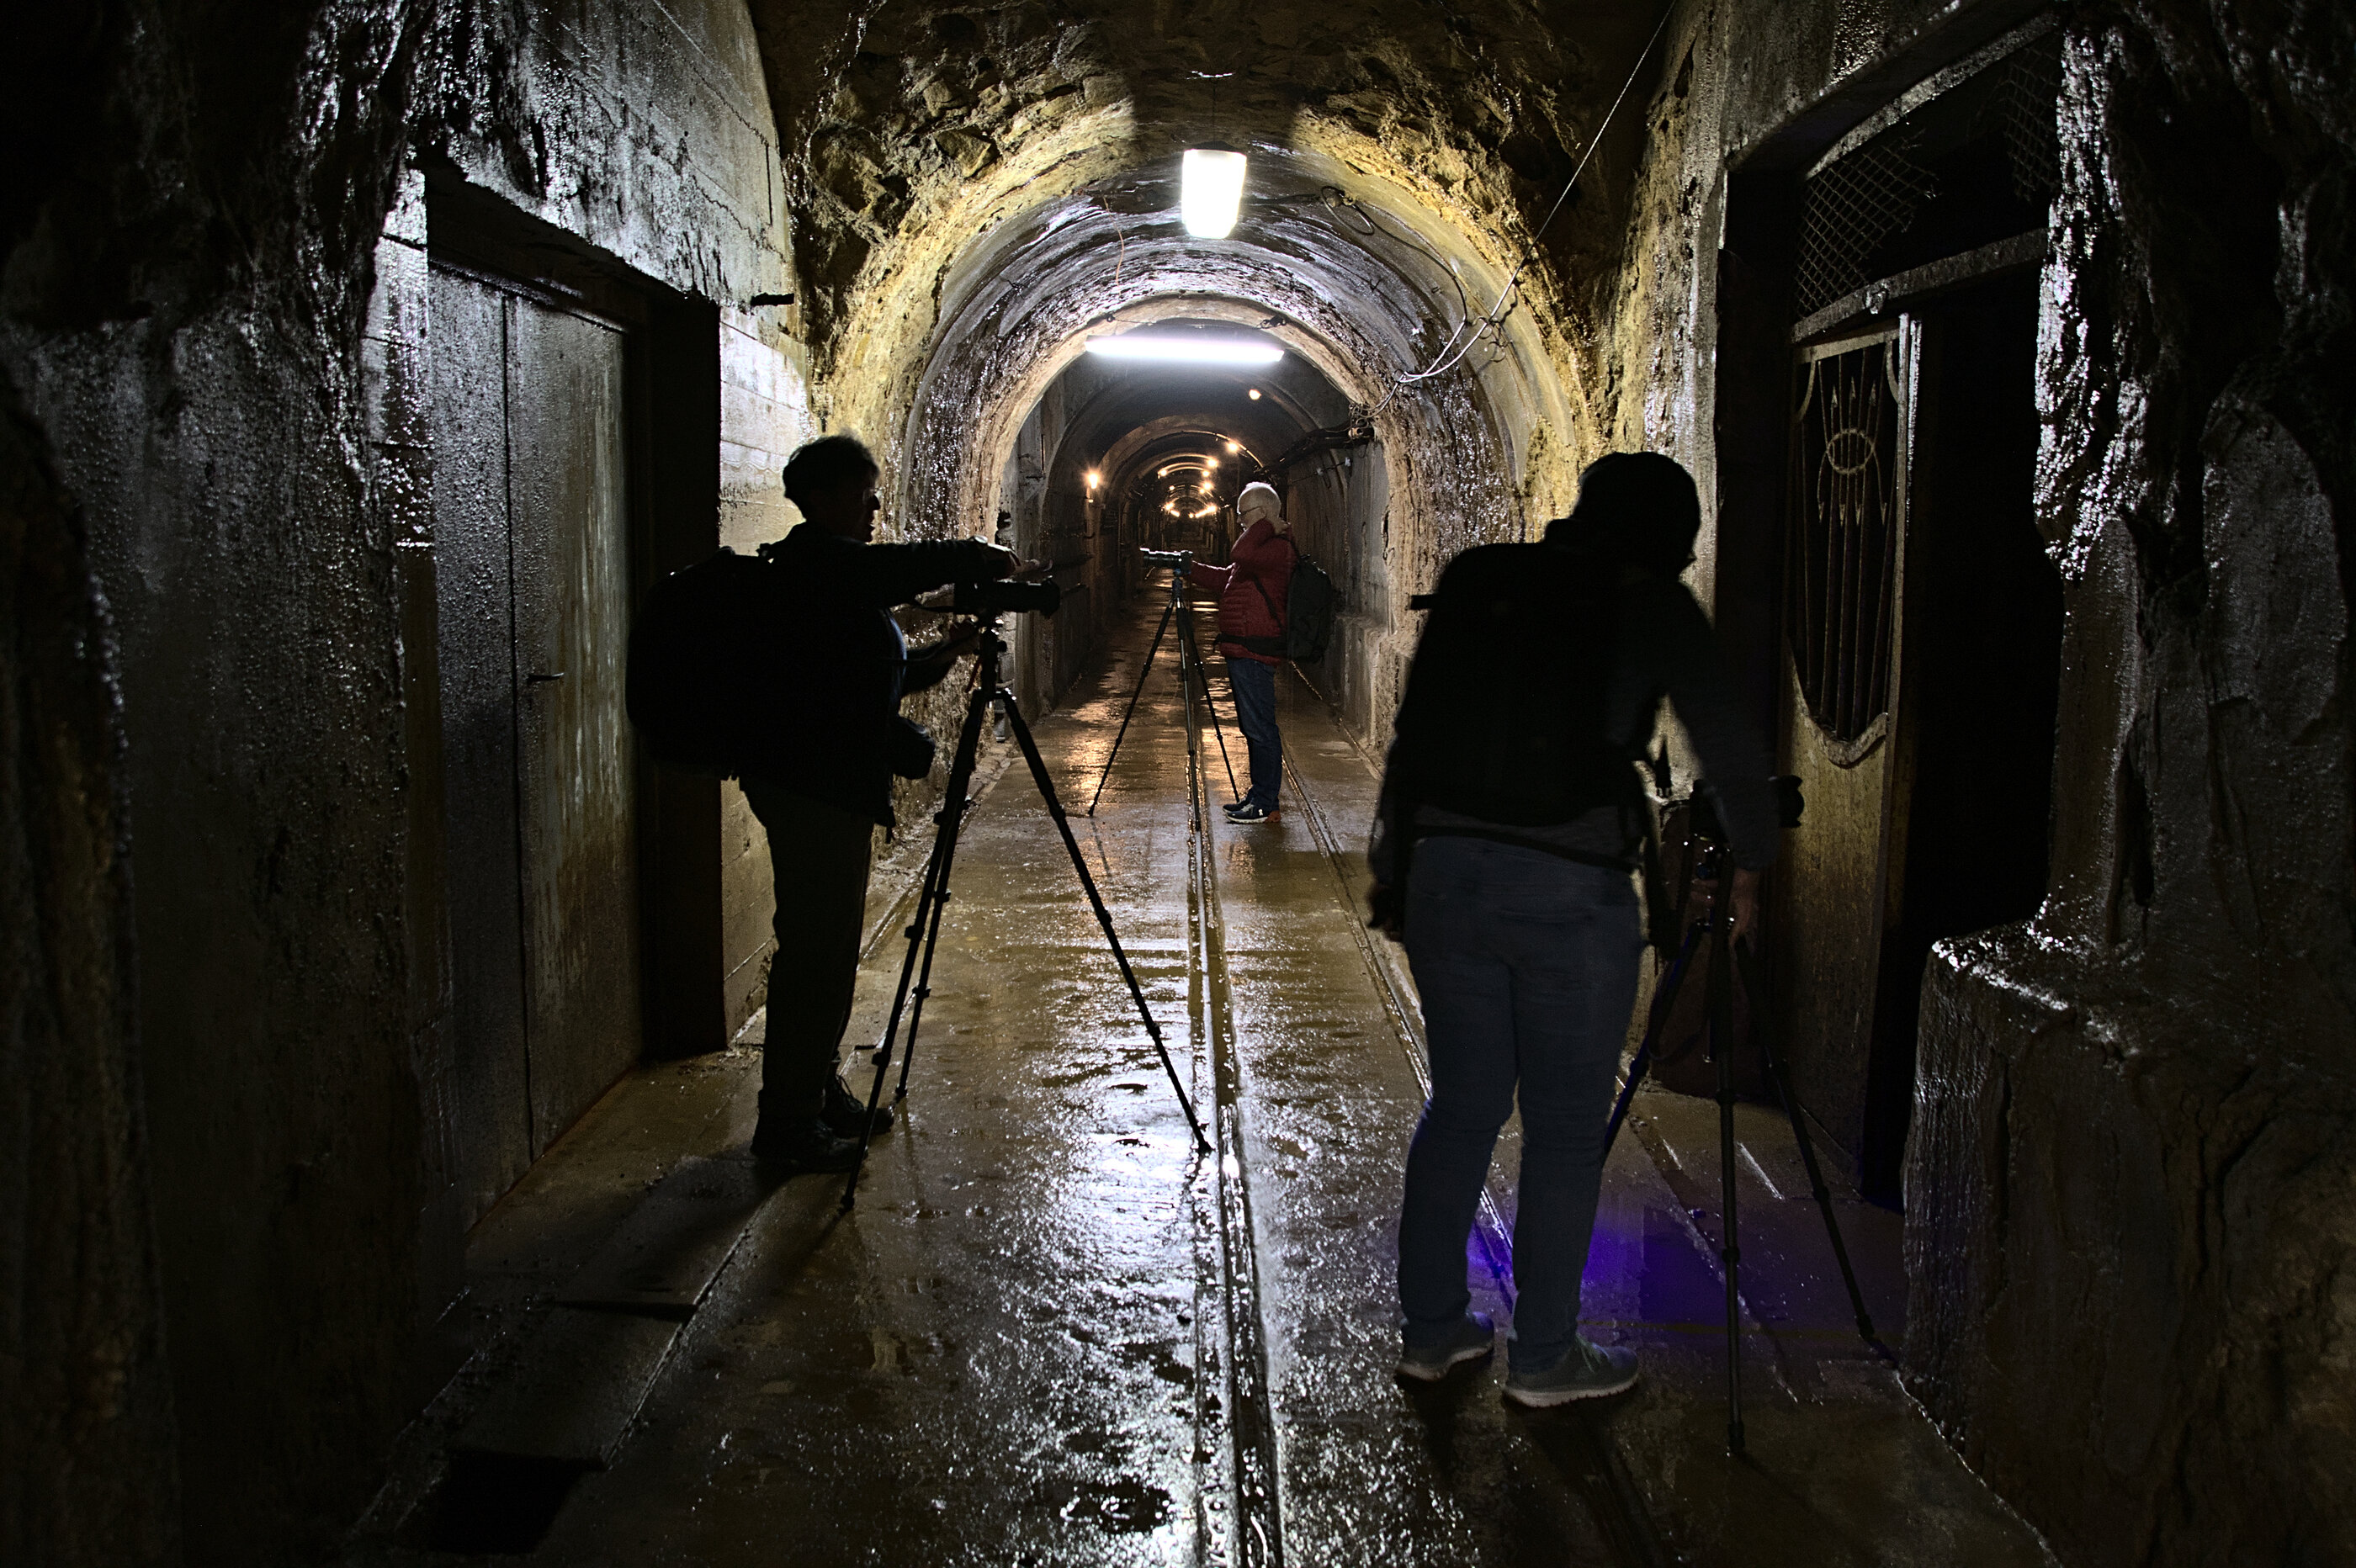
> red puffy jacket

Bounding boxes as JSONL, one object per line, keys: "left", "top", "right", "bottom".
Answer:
{"left": 1189, "top": 519, "right": 1297, "bottom": 665}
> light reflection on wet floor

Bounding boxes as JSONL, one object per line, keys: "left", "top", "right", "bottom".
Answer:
{"left": 373, "top": 598, "right": 2055, "bottom": 1568}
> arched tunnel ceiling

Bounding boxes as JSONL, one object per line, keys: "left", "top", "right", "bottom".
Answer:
{"left": 745, "top": 0, "right": 1672, "bottom": 554}
{"left": 1048, "top": 342, "right": 1346, "bottom": 501}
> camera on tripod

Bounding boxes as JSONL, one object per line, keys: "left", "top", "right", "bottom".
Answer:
{"left": 946, "top": 577, "right": 1062, "bottom": 616}
{"left": 1138, "top": 548, "right": 1193, "bottom": 569}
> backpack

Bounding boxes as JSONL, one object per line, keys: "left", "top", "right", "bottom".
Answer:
{"left": 629, "top": 546, "right": 937, "bottom": 790}
{"left": 1244, "top": 542, "right": 1338, "bottom": 662}
{"left": 626, "top": 548, "right": 803, "bottom": 779}
{"left": 1386, "top": 542, "right": 1632, "bottom": 825}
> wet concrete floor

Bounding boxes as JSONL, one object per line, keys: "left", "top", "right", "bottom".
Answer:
{"left": 348, "top": 596, "right": 2054, "bottom": 1567}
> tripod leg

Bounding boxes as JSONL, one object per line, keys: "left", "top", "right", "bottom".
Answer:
{"left": 841, "top": 679, "right": 995, "bottom": 1211}
{"left": 1178, "top": 598, "right": 1241, "bottom": 801}
{"left": 867, "top": 818, "right": 952, "bottom": 1076}
{"left": 1601, "top": 919, "right": 1710, "bottom": 1159}
{"left": 1708, "top": 900, "right": 1746, "bottom": 1454}
{"left": 1733, "top": 941, "right": 1879, "bottom": 1345}
{"left": 1087, "top": 585, "right": 1181, "bottom": 815}
{"left": 997, "top": 688, "right": 1213, "bottom": 1153}
{"left": 891, "top": 681, "right": 1000, "bottom": 1104}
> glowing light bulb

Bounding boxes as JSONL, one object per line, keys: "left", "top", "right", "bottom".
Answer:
{"left": 1181, "top": 147, "right": 1248, "bottom": 239}
{"left": 1085, "top": 469, "right": 1100, "bottom": 488}
{"left": 1224, "top": 440, "right": 1240, "bottom": 453}
{"left": 1248, "top": 388, "right": 1262, "bottom": 400}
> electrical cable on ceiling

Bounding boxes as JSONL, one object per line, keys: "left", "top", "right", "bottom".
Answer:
{"left": 1363, "top": 0, "right": 1680, "bottom": 416}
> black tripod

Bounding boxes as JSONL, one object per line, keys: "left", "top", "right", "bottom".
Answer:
{"left": 841, "top": 609, "right": 1212, "bottom": 1211}
{"left": 1085, "top": 554, "right": 1238, "bottom": 815}
{"left": 1598, "top": 803, "right": 1881, "bottom": 1453}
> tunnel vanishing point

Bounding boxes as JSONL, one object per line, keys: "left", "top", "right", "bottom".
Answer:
{"left": 3, "top": 0, "right": 2351, "bottom": 1564}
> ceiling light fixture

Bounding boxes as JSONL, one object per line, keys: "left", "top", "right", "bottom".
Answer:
{"left": 1088, "top": 332, "right": 1282, "bottom": 366}
{"left": 1247, "top": 388, "right": 1262, "bottom": 400}
{"left": 1181, "top": 146, "right": 1248, "bottom": 239}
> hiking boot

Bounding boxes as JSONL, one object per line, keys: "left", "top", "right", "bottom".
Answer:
{"left": 1398, "top": 1311, "right": 1495, "bottom": 1381}
{"left": 1502, "top": 1336, "right": 1638, "bottom": 1407}
{"left": 749, "top": 1117, "right": 863, "bottom": 1174}
{"left": 822, "top": 1075, "right": 894, "bottom": 1136}
{"left": 1224, "top": 801, "right": 1281, "bottom": 824}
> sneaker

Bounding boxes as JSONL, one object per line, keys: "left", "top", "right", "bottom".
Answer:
{"left": 1224, "top": 801, "right": 1281, "bottom": 824}
{"left": 1502, "top": 1336, "right": 1638, "bottom": 1406}
{"left": 1397, "top": 1311, "right": 1495, "bottom": 1381}
{"left": 822, "top": 1076, "right": 894, "bottom": 1136}
{"left": 749, "top": 1117, "right": 863, "bottom": 1174}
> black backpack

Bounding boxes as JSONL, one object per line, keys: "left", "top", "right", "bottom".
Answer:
{"left": 625, "top": 548, "right": 804, "bottom": 780}
{"left": 1244, "top": 543, "right": 1338, "bottom": 662}
{"left": 1387, "top": 542, "right": 1631, "bottom": 824}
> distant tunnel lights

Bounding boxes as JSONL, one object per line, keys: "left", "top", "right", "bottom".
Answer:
{"left": 1086, "top": 333, "right": 1282, "bottom": 366}
{"left": 1181, "top": 146, "right": 1248, "bottom": 238}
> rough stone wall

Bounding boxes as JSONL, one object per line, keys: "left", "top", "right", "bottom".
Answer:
{"left": 3, "top": 0, "right": 809, "bottom": 1560}
{"left": 1592, "top": 0, "right": 2355, "bottom": 1560}
{"left": 3, "top": 5, "right": 438, "bottom": 1560}
{"left": 1902, "top": 4, "right": 2356, "bottom": 1562}
{"left": 0, "top": 393, "right": 182, "bottom": 1565}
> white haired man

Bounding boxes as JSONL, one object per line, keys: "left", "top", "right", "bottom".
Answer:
{"left": 1188, "top": 480, "right": 1296, "bottom": 824}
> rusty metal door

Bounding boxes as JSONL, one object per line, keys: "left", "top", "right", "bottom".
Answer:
{"left": 431, "top": 264, "right": 642, "bottom": 1221}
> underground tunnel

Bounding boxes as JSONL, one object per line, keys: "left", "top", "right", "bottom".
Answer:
{"left": 3, "top": 1, "right": 2351, "bottom": 1565}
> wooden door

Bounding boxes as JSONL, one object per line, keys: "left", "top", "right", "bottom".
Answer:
{"left": 1772, "top": 284, "right": 2057, "bottom": 1200}
{"left": 430, "top": 264, "right": 642, "bottom": 1222}
{"left": 507, "top": 296, "right": 643, "bottom": 1145}
{"left": 1770, "top": 324, "right": 1916, "bottom": 1181}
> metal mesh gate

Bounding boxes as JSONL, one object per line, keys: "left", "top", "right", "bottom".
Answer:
{"left": 1792, "top": 138, "right": 1938, "bottom": 320}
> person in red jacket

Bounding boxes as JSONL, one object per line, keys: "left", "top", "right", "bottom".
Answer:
{"left": 1190, "top": 480, "right": 1297, "bottom": 823}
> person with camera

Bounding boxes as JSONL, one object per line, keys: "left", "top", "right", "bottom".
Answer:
{"left": 1370, "top": 452, "right": 1776, "bottom": 1405}
{"left": 744, "top": 434, "right": 1016, "bottom": 1173}
{"left": 1189, "top": 480, "right": 1297, "bottom": 824}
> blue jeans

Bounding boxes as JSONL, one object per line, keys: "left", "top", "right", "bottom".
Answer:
{"left": 1398, "top": 836, "right": 1643, "bottom": 1370}
{"left": 1227, "top": 655, "right": 1282, "bottom": 809}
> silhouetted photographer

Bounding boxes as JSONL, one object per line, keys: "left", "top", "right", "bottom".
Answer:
{"left": 629, "top": 433, "right": 1015, "bottom": 1173}
{"left": 743, "top": 436, "right": 1018, "bottom": 1172}
{"left": 1372, "top": 451, "right": 1777, "bottom": 1406}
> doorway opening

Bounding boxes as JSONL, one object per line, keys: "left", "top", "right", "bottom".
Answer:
{"left": 1719, "top": 19, "right": 2067, "bottom": 1204}
{"left": 421, "top": 183, "right": 722, "bottom": 1231}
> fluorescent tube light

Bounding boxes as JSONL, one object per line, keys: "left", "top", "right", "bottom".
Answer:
{"left": 1181, "top": 147, "right": 1248, "bottom": 238}
{"left": 1086, "top": 333, "right": 1283, "bottom": 365}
